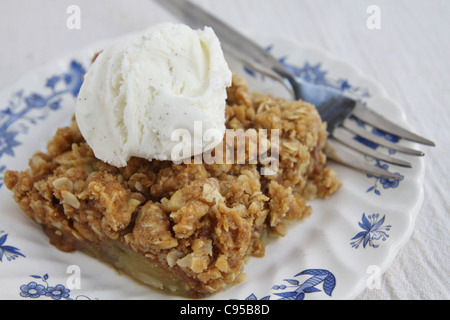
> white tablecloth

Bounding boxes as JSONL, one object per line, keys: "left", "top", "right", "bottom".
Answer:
{"left": 1, "top": 0, "right": 448, "bottom": 300}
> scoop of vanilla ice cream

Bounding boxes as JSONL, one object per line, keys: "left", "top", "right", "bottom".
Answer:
{"left": 75, "top": 23, "right": 232, "bottom": 167}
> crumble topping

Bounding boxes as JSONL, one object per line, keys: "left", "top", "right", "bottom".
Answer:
{"left": 4, "top": 76, "right": 341, "bottom": 297}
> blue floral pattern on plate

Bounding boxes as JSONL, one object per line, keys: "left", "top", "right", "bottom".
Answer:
{"left": 0, "top": 165, "right": 5, "bottom": 189}
{"left": 0, "top": 60, "right": 85, "bottom": 189}
{"left": 19, "top": 274, "right": 95, "bottom": 300}
{"left": 350, "top": 213, "right": 391, "bottom": 249}
{"left": 366, "top": 160, "right": 404, "bottom": 195}
{"left": 0, "top": 230, "right": 25, "bottom": 262}
{"left": 352, "top": 119, "right": 405, "bottom": 195}
{"left": 239, "top": 269, "right": 336, "bottom": 300}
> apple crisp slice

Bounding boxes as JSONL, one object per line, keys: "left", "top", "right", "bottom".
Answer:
{"left": 4, "top": 76, "right": 340, "bottom": 298}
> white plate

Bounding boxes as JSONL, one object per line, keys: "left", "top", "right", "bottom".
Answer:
{"left": 0, "top": 35, "right": 424, "bottom": 300}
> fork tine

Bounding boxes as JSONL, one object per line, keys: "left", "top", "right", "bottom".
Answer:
{"left": 326, "top": 140, "right": 402, "bottom": 180}
{"left": 342, "top": 118, "right": 425, "bottom": 156}
{"left": 333, "top": 127, "right": 412, "bottom": 167}
{"left": 352, "top": 102, "right": 436, "bottom": 146}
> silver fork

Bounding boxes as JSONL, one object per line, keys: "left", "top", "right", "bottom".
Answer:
{"left": 277, "top": 72, "right": 435, "bottom": 177}
{"left": 155, "top": 0, "right": 435, "bottom": 179}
